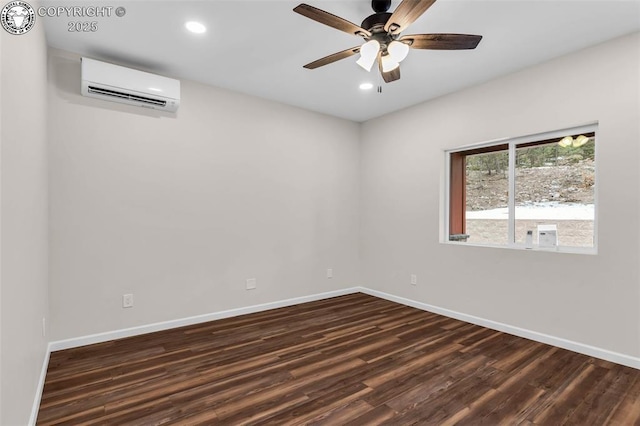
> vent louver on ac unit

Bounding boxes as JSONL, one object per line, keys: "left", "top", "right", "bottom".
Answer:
{"left": 87, "top": 86, "right": 167, "bottom": 107}
{"left": 81, "top": 58, "right": 180, "bottom": 112}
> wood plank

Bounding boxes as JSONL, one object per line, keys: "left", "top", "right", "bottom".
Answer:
{"left": 530, "top": 362, "right": 607, "bottom": 424}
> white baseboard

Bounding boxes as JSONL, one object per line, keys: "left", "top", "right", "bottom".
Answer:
{"left": 29, "top": 344, "right": 51, "bottom": 426}
{"left": 33, "top": 285, "right": 639, "bottom": 425}
{"left": 360, "top": 287, "right": 640, "bottom": 370}
{"left": 49, "top": 287, "right": 361, "bottom": 352}
{"left": 45, "top": 286, "right": 640, "bottom": 367}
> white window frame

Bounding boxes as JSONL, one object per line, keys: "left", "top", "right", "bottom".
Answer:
{"left": 444, "top": 123, "right": 598, "bottom": 255}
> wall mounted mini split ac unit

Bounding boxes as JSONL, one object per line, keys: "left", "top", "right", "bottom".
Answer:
{"left": 81, "top": 57, "right": 180, "bottom": 112}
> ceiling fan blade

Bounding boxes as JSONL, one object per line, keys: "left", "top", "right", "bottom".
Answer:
{"left": 401, "top": 33, "right": 483, "bottom": 50}
{"left": 378, "top": 58, "right": 401, "bottom": 83}
{"left": 382, "top": 67, "right": 401, "bottom": 83}
{"left": 384, "top": 0, "right": 437, "bottom": 35}
{"left": 303, "top": 46, "right": 361, "bottom": 69}
{"left": 294, "top": 4, "right": 371, "bottom": 38}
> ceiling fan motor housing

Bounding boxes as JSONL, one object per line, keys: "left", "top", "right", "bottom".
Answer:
{"left": 361, "top": 12, "right": 392, "bottom": 33}
{"left": 361, "top": 12, "right": 396, "bottom": 51}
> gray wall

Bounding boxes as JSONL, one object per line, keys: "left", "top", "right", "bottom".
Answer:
{"left": 0, "top": 12, "right": 50, "bottom": 426}
{"left": 48, "top": 49, "right": 361, "bottom": 340}
{"left": 360, "top": 33, "right": 640, "bottom": 358}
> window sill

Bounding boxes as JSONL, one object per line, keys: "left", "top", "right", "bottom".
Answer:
{"left": 442, "top": 240, "right": 597, "bottom": 255}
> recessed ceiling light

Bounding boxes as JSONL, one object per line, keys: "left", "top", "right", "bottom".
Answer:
{"left": 359, "top": 82, "right": 374, "bottom": 90}
{"left": 185, "top": 21, "right": 206, "bottom": 34}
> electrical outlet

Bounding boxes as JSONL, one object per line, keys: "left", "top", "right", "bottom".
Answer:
{"left": 327, "top": 268, "right": 333, "bottom": 279}
{"left": 411, "top": 274, "right": 417, "bottom": 286}
{"left": 246, "top": 278, "right": 257, "bottom": 290}
{"left": 123, "top": 293, "right": 134, "bottom": 308}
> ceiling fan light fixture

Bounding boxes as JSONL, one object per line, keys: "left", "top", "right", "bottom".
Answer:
{"left": 381, "top": 53, "right": 400, "bottom": 72}
{"left": 388, "top": 40, "right": 409, "bottom": 62}
{"left": 356, "top": 40, "right": 380, "bottom": 71}
{"left": 359, "top": 82, "right": 374, "bottom": 90}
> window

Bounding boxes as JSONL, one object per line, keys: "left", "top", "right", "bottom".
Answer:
{"left": 446, "top": 125, "right": 597, "bottom": 252}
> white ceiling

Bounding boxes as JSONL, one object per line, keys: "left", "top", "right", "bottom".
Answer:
{"left": 41, "top": 0, "right": 640, "bottom": 122}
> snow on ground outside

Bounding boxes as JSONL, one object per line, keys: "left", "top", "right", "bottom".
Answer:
{"left": 466, "top": 202, "right": 594, "bottom": 220}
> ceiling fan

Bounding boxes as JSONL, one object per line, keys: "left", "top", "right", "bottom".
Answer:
{"left": 293, "top": 0, "right": 482, "bottom": 83}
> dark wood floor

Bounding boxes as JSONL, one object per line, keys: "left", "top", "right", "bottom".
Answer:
{"left": 38, "top": 293, "right": 640, "bottom": 425}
